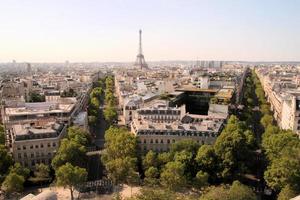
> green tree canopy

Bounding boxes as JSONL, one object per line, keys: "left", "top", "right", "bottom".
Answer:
{"left": 34, "top": 163, "right": 50, "bottom": 179}
{"left": 262, "top": 130, "right": 300, "bottom": 162}
{"left": 9, "top": 163, "right": 30, "bottom": 179}
{"left": 67, "top": 126, "right": 91, "bottom": 146}
{"left": 143, "top": 150, "right": 158, "bottom": 170}
{"left": 1, "top": 172, "right": 25, "bottom": 195}
{"left": 264, "top": 147, "right": 300, "bottom": 191}
{"left": 0, "top": 145, "right": 13, "bottom": 178}
{"left": 0, "top": 125, "right": 5, "bottom": 145}
{"left": 277, "top": 185, "right": 299, "bottom": 200}
{"left": 103, "top": 106, "right": 118, "bottom": 124}
{"left": 102, "top": 127, "right": 138, "bottom": 185}
{"left": 214, "top": 116, "right": 255, "bottom": 180}
{"left": 51, "top": 139, "right": 87, "bottom": 170}
{"left": 260, "top": 114, "right": 273, "bottom": 128}
{"left": 160, "top": 161, "right": 187, "bottom": 191}
{"left": 56, "top": 163, "right": 87, "bottom": 200}
{"left": 144, "top": 167, "right": 160, "bottom": 186}
{"left": 200, "top": 181, "right": 256, "bottom": 200}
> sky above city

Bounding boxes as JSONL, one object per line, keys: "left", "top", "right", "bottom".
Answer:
{"left": 1, "top": 0, "right": 300, "bottom": 62}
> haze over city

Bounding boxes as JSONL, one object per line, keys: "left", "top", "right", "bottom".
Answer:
{"left": 1, "top": 1, "right": 300, "bottom": 200}
{"left": 1, "top": 0, "right": 300, "bottom": 62}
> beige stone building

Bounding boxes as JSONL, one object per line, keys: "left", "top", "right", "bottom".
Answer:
{"left": 7, "top": 121, "right": 67, "bottom": 169}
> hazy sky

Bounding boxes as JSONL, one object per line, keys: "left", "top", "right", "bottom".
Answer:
{"left": 1, "top": 0, "right": 300, "bottom": 62}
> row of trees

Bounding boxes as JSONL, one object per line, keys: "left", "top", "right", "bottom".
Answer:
{"left": 103, "top": 76, "right": 118, "bottom": 125}
{"left": 141, "top": 115, "right": 256, "bottom": 191}
{"left": 102, "top": 122, "right": 257, "bottom": 199}
{"left": 88, "top": 78, "right": 105, "bottom": 127}
{"left": 51, "top": 126, "right": 91, "bottom": 200}
{"left": 88, "top": 76, "right": 117, "bottom": 127}
{"left": 250, "top": 72, "right": 300, "bottom": 199}
{"left": 244, "top": 70, "right": 300, "bottom": 199}
{"left": 126, "top": 180, "right": 256, "bottom": 200}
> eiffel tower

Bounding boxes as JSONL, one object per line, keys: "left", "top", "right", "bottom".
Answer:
{"left": 134, "top": 29, "right": 148, "bottom": 70}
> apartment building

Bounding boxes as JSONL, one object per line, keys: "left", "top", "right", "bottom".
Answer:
{"left": 131, "top": 101, "right": 226, "bottom": 152}
{"left": 3, "top": 97, "right": 77, "bottom": 127}
{"left": 256, "top": 66, "right": 300, "bottom": 136}
{"left": 131, "top": 115, "right": 224, "bottom": 152}
{"left": 7, "top": 121, "right": 67, "bottom": 169}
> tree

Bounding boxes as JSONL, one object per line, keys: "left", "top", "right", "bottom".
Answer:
{"left": 200, "top": 181, "right": 256, "bottom": 200}
{"left": 9, "top": 163, "right": 30, "bottom": 179}
{"left": 199, "top": 185, "right": 229, "bottom": 200}
{"left": 264, "top": 147, "right": 300, "bottom": 191}
{"left": 104, "top": 157, "right": 137, "bottom": 185}
{"left": 56, "top": 163, "right": 87, "bottom": 200}
{"left": 194, "top": 171, "right": 209, "bottom": 189}
{"left": 277, "top": 185, "right": 299, "bottom": 200}
{"left": 0, "top": 145, "right": 13, "bottom": 179}
{"left": 143, "top": 150, "right": 158, "bottom": 170}
{"left": 129, "top": 187, "right": 177, "bottom": 200}
{"left": 262, "top": 125, "right": 279, "bottom": 140}
{"left": 90, "top": 87, "right": 103, "bottom": 101}
{"left": 157, "top": 152, "right": 173, "bottom": 166}
{"left": 228, "top": 181, "right": 256, "bottom": 200}
{"left": 260, "top": 114, "right": 273, "bottom": 128}
{"left": 144, "top": 167, "right": 160, "bottom": 186}
{"left": 214, "top": 115, "right": 255, "bottom": 180}
{"left": 101, "top": 127, "right": 138, "bottom": 185}
{"left": 1, "top": 172, "right": 24, "bottom": 195}
{"left": 170, "top": 139, "right": 200, "bottom": 156}
{"left": 260, "top": 104, "right": 271, "bottom": 115}
{"left": 28, "top": 92, "right": 45, "bottom": 102}
{"left": 170, "top": 139, "right": 200, "bottom": 180}
{"left": 0, "top": 125, "right": 5, "bottom": 145}
{"left": 196, "top": 145, "right": 218, "bottom": 181}
{"left": 67, "top": 126, "right": 91, "bottom": 146}
{"left": 262, "top": 130, "right": 299, "bottom": 162}
{"left": 51, "top": 139, "right": 87, "bottom": 170}
{"left": 104, "top": 106, "right": 118, "bottom": 124}
{"left": 160, "top": 161, "right": 187, "bottom": 190}
{"left": 34, "top": 163, "right": 50, "bottom": 179}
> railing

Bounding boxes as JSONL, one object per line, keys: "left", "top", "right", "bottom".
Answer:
{"left": 77, "top": 178, "right": 113, "bottom": 193}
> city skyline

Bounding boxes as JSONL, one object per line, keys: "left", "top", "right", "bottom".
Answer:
{"left": 1, "top": 0, "right": 300, "bottom": 62}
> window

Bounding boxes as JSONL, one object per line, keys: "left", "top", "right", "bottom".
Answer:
{"left": 31, "top": 153, "right": 34, "bottom": 158}
{"left": 40, "top": 144, "right": 44, "bottom": 148}
{"left": 24, "top": 153, "right": 27, "bottom": 158}
{"left": 172, "top": 139, "right": 175, "bottom": 143}
{"left": 150, "top": 139, "right": 153, "bottom": 144}
{"left": 30, "top": 145, "right": 33, "bottom": 149}
{"left": 155, "top": 139, "right": 158, "bottom": 144}
{"left": 143, "top": 139, "right": 147, "bottom": 144}
{"left": 161, "top": 139, "right": 164, "bottom": 144}
{"left": 17, "top": 146, "right": 21, "bottom": 150}
{"left": 35, "top": 145, "right": 39, "bottom": 149}
{"left": 23, "top": 146, "right": 26, "bottom": 150}
{"left": 47, "top": 143, "right": 51, "bottom": 147}
{"left": 52, "top": 143, "right": 56, "bottom": 147}
{"left": 167, "top": 139, "right": 170, "bottom": 144}
{"left": 18, "top": 153, "right": 21, "bottom": 158}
